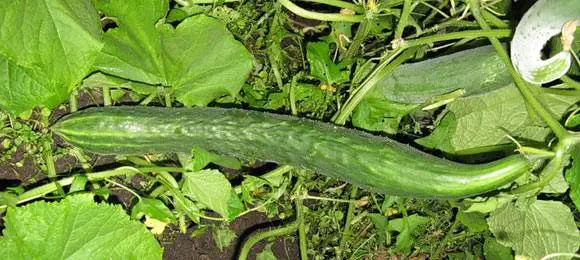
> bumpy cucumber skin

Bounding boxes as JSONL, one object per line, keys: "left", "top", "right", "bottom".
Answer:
{"left": 52, "top": 106, "right": 530, "bottom": 199}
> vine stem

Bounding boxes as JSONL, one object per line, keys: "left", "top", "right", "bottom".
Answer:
{"left": 337, "top": 186, "right": 358, "bottom": 258}
{"left": 302, "top": 0, "right": 364, "bottom": 13}
{"left": 404, "top": 29, "right": 511, "bottom": 48}
{"left": 279, "top": 0, "right": 365, "bottom": 22}
{"left": 342, "top": 19, "right": 371, "bottom": 61}
{"left": 102, "top": 86, "right": 112, "bottom": 106}
{"left": 296, "top": 196, "right": 308, "bottom": 260}
{"left": 69, "top": 90, "right": 78, "bottom": 112}
{"left": 0, "top": 166, "right": 184, "bottom": 209}
{"left": 238, "top": 214, "right": 300, "bottom": 260}
{"left": 394, "top": 0, "right": 413, "bottom": 41}
{"left": 469, "top": 0, "right": 568, "bottom": 140}
{"left": 332, "top": 47, "right": 411, "bottom": 124}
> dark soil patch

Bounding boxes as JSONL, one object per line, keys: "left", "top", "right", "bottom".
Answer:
{"left": 162, "top": 212, "right": 300, "bottom": 260}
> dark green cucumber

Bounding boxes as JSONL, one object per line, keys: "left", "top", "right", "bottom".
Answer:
{"left": 52, "top": 106, "right": 531, "bottom": 199}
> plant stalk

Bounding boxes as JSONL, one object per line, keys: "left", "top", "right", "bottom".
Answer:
{"left": 469, "top": 0, "right": 568, "bottom": 140}
{"left": 238, "top": 220, "right": 299, "bottom": 260}
{"left": 279, "top": 0, "right": 365, "bottom": 22}
{"left": 302, "top": 0, "right": 364, "bottom": 13}
{"left": 337, "top": 186, "right": 358, "bottom": 258}
{"left": 0, "top": 166, "right": 184, "bottom": 209}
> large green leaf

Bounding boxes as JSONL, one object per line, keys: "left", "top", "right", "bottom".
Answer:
{"left": 0, "top": 0, "right": 102, "bottom": 115}
{"left": 0, "top": 194, "right": 162, "bottom": 259}
{"left": 487, "top": 200, "right": 579, "bottom": 259}
{"left": 181, "top": 169, "right": 244, "bottom": 221}
{"left": 417, "top": 84, "right": 578, "bottom": 154}
{"left": 93, "top": 0, "right": 253, "bottom": 106}
{"left": 306, "top": 42, "right": 348, "bottom": 86}
{"left": 566, "top": 146, "right": 580, "bottom": 209}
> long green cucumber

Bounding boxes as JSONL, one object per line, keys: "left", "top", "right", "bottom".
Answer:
{"left": 51, "top": 106, "right": 531, "bottom": 199}
{"left": 369, "top": 45, "right": 512, "bottom": 104}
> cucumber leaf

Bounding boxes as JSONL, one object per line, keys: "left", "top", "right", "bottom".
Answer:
{"left": 0, "top": 0, "right": 102, "bottom": 116}
{"left": 487, "top": 200, "right": 579, "bottom": 259}
{"left": 306, "top": 42, "right": 348, "bottom": 86}
{"left": 93, "top": 0, "right": 253, "bottom": 106}
{"left": 212, "top": 226, "right": 237, "bottom": 250}
{"left": 565, "top": 146, "right": 580, "bottom": 209}
{"left": 256, "top": 243, "right": 277, "bottom": 260}
{"left": 0, "top": 194, "right": 162, "bottom": 259}
{"left": 181, "top": 169, "right": 244, "bottom": 221}
{"left": 417, "top": 84, "right": 578, "bottom": 154}
{"left": 483, "top": 238, "right": 512, "bottom": 260}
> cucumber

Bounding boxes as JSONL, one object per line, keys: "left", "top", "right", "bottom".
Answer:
{"left": 52, "top": 106, "right": 531, "bottom": 199}
{"left": 371, "top": 45, "right": 512, "bottom": 104}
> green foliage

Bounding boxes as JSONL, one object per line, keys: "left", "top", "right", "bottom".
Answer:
{"left": 0, "top": 0, "right": 103, "bottom": 116}
{"left": 566, "top": 147, "right": 580, "bottom": 208}
{"left": 306, "top": 42, "right": 348, "bottom": 86}
{"left": 456, "top": 211, "right": 488, "bottom": 233}
{"left": 212, "top": 226, "right": 237, "bottom": 250}
{"left": 132, "top": 197, "right": 175, "bottom": 223}
{"left": 93, "top": 0, "right": 253, "bottom": 106}
{"left": 0, "top": 194, "right": 162, "bottom": 259}
{"left": 487, "top": 200, "right": 580, "bottom": 259}
{"left": 256, "top": 243, "right": 277, "bottom": 260}
{"left": 483, "top": 238, "right": 512, "bottom": 260}
{"left": 417, "top": 85, "right": 578, "bottom": 154}
{"left": 0, "top": 0, "right": 579, "bottom": 258}
{"left": 181, "top": 169, "right": 244, "bottom": 221}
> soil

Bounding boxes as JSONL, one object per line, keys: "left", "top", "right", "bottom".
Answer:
{"left": 0, "top": 90, "right": 300, "bottom": 259}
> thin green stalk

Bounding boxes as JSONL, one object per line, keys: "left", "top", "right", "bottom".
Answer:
{"left": 42, "top": 141, "right": 57, "bottom": 178}
{"left": 512, "top": 145, "right": 567, "bottom": 194}
{"left": 279, "top": 0, "right": 365, "bottom": 22}
{"left": 69, "top": 90, "right": 78, "bottom": 112}
{"left": 105, "top": 178, "right": 141, "bottom": 199}
{"left": 394, "top": 0, "right": 412, "bottom": 40}
{"left": 420, "top": 0, "right": 450, "bottom": 20}
{"left": 342, "top": 19, "right": 372, "bottom": 61}
{"left": 338, "top": 187, "right": 358, "bottom": 258}
{"left": 164, "top": 91, "right": 172, "bottom": 107}
{"left": 422, "top": 0, "right": 449, "bottom": 23}
{"left": 540, "top": 87, "right": 580, "bottom": 96}
{"left": 434, "top": 210, "right": 460, "bottom": 258}
{"left": 404, "top": 29, "right": 511, "bottom": 48}
{"left": 302, "top": 0, "right": 364, "bottom": 13}
{"left": 333, "top": 47, "right": 413, "bottom": 124}
{"left": 233, "top": 165, "right": 293, "bottom": 194}
{"left": 424, "top": 20, "right": 479, "bottom": 34}
{"left": 481, "top": 9, "right": 508, "bottom": 28}
{"left": 296, "top": 197, "right": 308, "bottom": 260}
{"left": 270, "top": 54, "right": 284, "bottom": 90}
{"left": 303, "top": 194, "right": 358, "bottom": 203}
{"left": 139, "top": 93, "right": 157, "bottom": 105}
{"left": 469, "top": 0, "right": 568, "bottom": 140}
{"left": 238, "top": 220, "right": 299, "bottom": 260}
{"left": 561, "top": 75, "right": 580, "bottom": 90}
{"left": 102, "top": 86, "right": 112, "bottom": 106}
{"left": 0, "top": 166, "right": 184, "bottom": 208}
{"left": 290, "top": 74, "right": 299, "bottom": 116}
